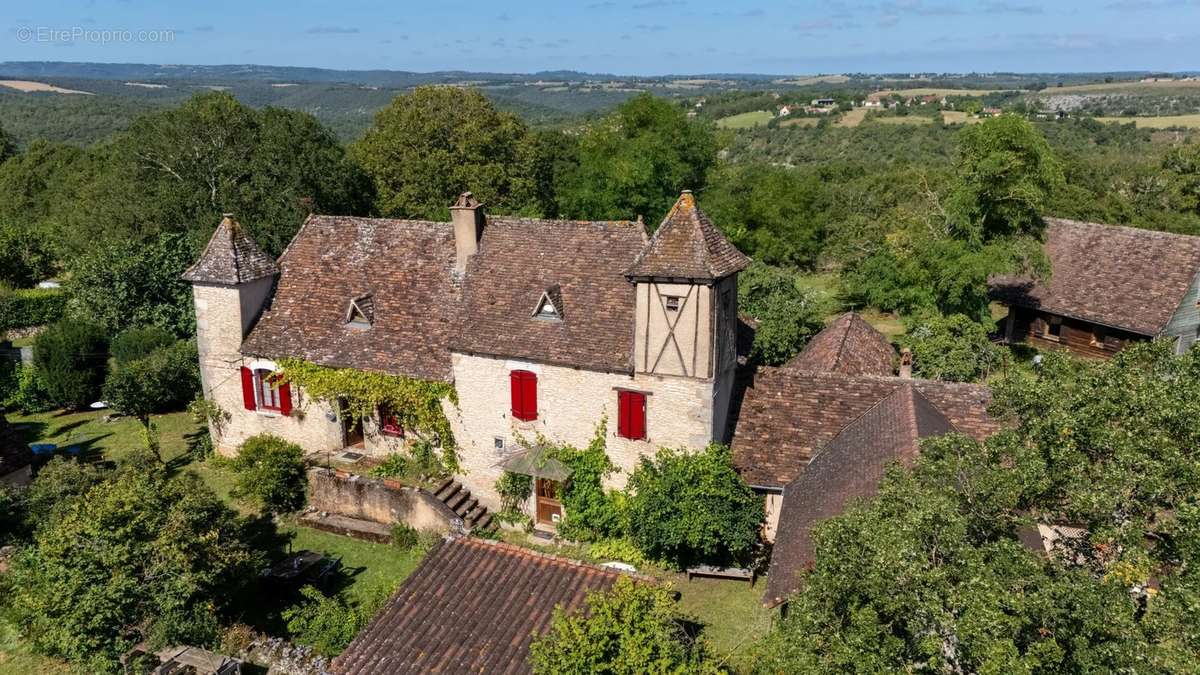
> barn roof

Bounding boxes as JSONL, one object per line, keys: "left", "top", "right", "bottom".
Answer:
{"left": 990, "top": 217, "right": 1200, "bottom": 336}
{"left": 332, "top": 536, "right": 629, "bottom": 674}
{"left": 782, "top": 311, "right": 895, "bottom": 377}
{"left": 761, "top": 385, "right": 956, "bottom": 607}
{"left": 625, "top": 191, "right": 750, "bottom": 281}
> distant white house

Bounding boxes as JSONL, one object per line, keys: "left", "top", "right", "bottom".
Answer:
{"left": 778, "top": 105, "right": 792, "bottom": 117}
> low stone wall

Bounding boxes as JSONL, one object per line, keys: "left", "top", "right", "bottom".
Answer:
{"left": 306, "top": 468, "right": 459, "bottom": 534}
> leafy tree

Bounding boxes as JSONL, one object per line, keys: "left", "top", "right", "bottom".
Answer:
{"left": 752, "top": 342, "right": 1200, "bottom": 672}
{"left": 946, "top": 113, "right": 1063, "bottom": 242}
{"left": 557, "top": 93, "right": 718, "bottom": 221}
{"left": 737, "top": 263, "right": 826, "bottom": 366}
{"left": 110, "top": 326, "right": 176, "bottom": 365}
{"left": 23, "top": 456, "right": 105, "bottom": 526}
{"left": 3, "top": 462, "right": 263, "bottom": 672}
{"left": 0, "top": 121, "right": 14, "bottom": 162}
{"left": 230, "top": 434, "right": 308, "bottom": 514}
{"left": 103, "top": 340, "right": 201, "bottom": 435}
{"left": 282, "top": 585, "right": 378, "bottom": 657}
{"left": 1164, "top": 142, "right": 1200, "bottom": 216}
{"left": 67, "top": 231, "right": 196, "bottom": 337}
{"left": 702, "top": 163, "right": 830, "bottom": 267}
{"left": 33, "top": 320, "right": 109, "bottom": 410}
{"left": 529, "top": 577, "right": 720, "bottom": 675}
{"left": 0, "top": 220, "right": 55, "bottom": 287}
{"left": 902, "top": 312, "right": 1002, "bottom": 382}
{"left": 625, "top": 444, "right": 763, "bottom": 568}
{"left": 353, "top": 86, "right": 535, "bottom": 219}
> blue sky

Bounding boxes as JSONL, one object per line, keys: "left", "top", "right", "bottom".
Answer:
{"left": 2, "top": 1, "right": 1198, "bottom": 75}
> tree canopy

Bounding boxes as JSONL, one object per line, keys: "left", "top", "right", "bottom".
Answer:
{"left": 557, "top": 93, "right": 718, "bottom": 222}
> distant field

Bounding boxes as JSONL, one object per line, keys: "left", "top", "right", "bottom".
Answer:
{"left": 716, "top": 110, "right": 775, "bottom": 129}
{"left": 780, "top": 116, "right": 820, "bottom": 128}
{"left": 873, "top": 87, "right": 1002, "bottom": 98}
{"left": 1093, "top": 114, "right": 1200, "bottom": 129}
{"left": 1053, "top": 79, "right": 1200, "bottom": 94}
{"left": 0, "top": 79, "right": 92, "bottom": 95}
{"left": 872, "top": 115, "right": 934, "bottom": 125}
{"left": 772, "top": 75, "right": 850, "bottom": 86}
{"left": 836, "top": 107, "right": 869, "bottom": 127}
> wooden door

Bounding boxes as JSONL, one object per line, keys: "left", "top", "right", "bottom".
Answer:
{"left": 535, "top": 478, "right": 562, "bottom": 525}
{"left": 340, "top": 398, "right": 364, "bottom": 448}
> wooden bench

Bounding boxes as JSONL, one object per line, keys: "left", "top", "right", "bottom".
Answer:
{"left": 686, "top": 565, "right": 756, "bottom": 587}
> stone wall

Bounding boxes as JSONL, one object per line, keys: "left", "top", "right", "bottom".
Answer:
{"left": 448, "top": 352, "right": 715, "bottom": 511}
{"left": 307, "top": 468, "right": 458, "bottom": 533}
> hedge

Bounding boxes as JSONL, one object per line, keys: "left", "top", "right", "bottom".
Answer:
{"left": 0, "top": 287, "right": 66, "bottom": 333}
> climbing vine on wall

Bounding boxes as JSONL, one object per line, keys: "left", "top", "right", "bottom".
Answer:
{"left": 276, "top": 358, "right": 459, "bottom": 469}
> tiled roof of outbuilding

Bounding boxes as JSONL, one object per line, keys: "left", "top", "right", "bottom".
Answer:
{"left": 240, "top": 215, "right": 461, "bottom": 381}
{"left": 332, "top": 536, "right": 628, "bottom": 675}
{"left": 761, "top": 385, "right": 955, "bottom": 607}
{"left": 990, "top": 217, "right": 1200, "bottom": 336}
{"left": 625, "top": 191, "right": 750, "bottom": 281}
{"left": 783, "top": 312, "right": 895, "bottom": 377}
{"left": 182, "top": 215, "right": 280, "bottom": 285}
{"left": 453, "top": 217, "right": 648, "bottom": 372}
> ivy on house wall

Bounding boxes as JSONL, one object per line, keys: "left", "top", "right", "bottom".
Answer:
{"left": 276, "top": 358, "right": 459, "bottom": 470}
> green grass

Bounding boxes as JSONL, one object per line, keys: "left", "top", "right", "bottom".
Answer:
{"left": 0, "top": 617, "right": 72, "bottom": 674}
{"left": 716, "top": 110, "right": 774, "bottom": 129}
{"left": 672, "top": 574, "right": 774, "bottom": 670}
{"left": 283, "top": 526, "right": 426, "bottom": 608}
{"left": 8, "top": 408, "right": 199, "bottom": 463}
{"left": 1095, "top": 114, "right": 1200, "bottom": 129}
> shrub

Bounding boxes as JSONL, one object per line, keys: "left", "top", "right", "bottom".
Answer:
{"left": 3, "top": 362, "right": 53, "bottom": 413}
{"left": 738, "top": 263, "right": 827, "bottom": 366}
{"left": 368, "top": 453, "right": 409, "bottom": 479}
{"left": 588, "top": 538, "right": 652, "bottom": 569}
{"left": 0, "top": 287, "right": 66, "bottom": 333}
{"left": 33, "top": 320, "right": 109, "bottom": 410}
{"left": 625, "top": 444, "right": 764, "bottom": 568}
{"left": 103, "top": 340, "right": 201, "bottom": 428}
{"left": 529, "top": 577, "right": 720, "bottom": 674}
{"left": 495, "top": 471, "right": 532, "bottom": 513}
{"left": 230, "top": 434, "right": 308, "bottom": 514}
{"left": 391, "top": 522, "right": 419, "bottom": 549}
{"left": 282, "top": 585, "right": 372, "bottom": 657}
{"left": 110, "top": 326, "right": 175, "bottom": 365}
{"left": 549, "top": 424, "right": 625, "bottom": 542}
{"left": 903, "top": 312, "right": 1002, "bottom": 382}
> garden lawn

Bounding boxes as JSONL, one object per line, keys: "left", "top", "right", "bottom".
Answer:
{"left": 672, "top": 574, "right": 775, "bottom": 671}
{"left": 0, "top": 617, "right": 72, "bottom": 675}
{"left": 716, "top": 110, "right": 774, "bottom": 129}
{"left": 7, "top": 408, "right": 198, "bottom": 464}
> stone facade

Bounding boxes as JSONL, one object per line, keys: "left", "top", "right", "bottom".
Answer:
{"left": 307, "top": 468, "right": 458, "bottom": 534}
{"left": 448, "top": 352, "right": 717, "bottom": 511}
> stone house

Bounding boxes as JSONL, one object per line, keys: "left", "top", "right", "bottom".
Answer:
{"left": 183, "top": 191, "right": 748, "bottom": 529}
{"left": 990, "top": 217, "right": 1200, "bottom": 359}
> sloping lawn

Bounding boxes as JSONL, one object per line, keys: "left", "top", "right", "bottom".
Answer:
{"left": 673, "top": 573, "right": 775, "bottom": 671}
{"left": 716, "top": 110, "right": 774, "bottom": 129}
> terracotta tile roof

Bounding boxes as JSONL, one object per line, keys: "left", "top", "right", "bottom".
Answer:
{"left": 625, "top": 191, "right": 750, "bottom": 281}
{"left": 182, "top": 215, "right": 280, "bottom": 285}
{"left": 782, "top": 312, "right": 895, "bottom": 377}
{"left": 762, "top": 385, "right": 957, "bottom": 607}
{"left": 240, "top": 215, "right": 461, "bottom": 382}
{"left": 453, "top": 217, "right": 649, "bottom": 372}
{"left": 332, "top": 536, "right": 628, "bottom": 675}
{"left": 730, "top": 370, "right": 998, "bottom": 489}
{"left": 990, "top": 218, "right": 1200, "bottom": 336}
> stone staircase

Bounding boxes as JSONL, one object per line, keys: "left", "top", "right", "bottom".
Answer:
{"left": 432, "top": 478, "right": 493, "bottom": 532}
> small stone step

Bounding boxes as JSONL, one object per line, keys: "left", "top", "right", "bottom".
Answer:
{"left": 436, "top": 481, "right": 461, "bottom": 502}
{"left": 472, "top": 512, "right": 493, "bottom": 531}
{"left": 454, "top": 497, "right": 477, "bottom": 518}
{"left": 465, "top": 505, "right": 486, "bottom": 524}
{"left": 446, "top": 490, "right": 469, "bottom": 511}
{"left": 433, "top": 477, "right": 454, "bottom": 496}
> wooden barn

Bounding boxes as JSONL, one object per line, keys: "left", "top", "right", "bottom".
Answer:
{"left": 991, "top": 217, "right": 1200, "bottom": 359}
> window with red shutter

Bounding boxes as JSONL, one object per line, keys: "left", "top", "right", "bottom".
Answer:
{"left": 510, "top": 370, "right": 538, "bottom": 421}
{"left": 240, "top": 367, "right": 257, "bottom": 411}
{"left": 254, "top": 369, "right": 283, "bottom": 412}
{"left": 617, "top": 390, "right": 646, "bottom": 440}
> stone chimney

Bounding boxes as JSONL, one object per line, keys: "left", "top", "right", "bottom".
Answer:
{"left": 450, "top": 192, "right": 485, "bottom": 274}
{"left": 899, "top": 348, "right": 914, "bottom": 379}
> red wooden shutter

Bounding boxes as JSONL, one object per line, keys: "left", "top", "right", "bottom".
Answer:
{"left": 617, "top": 391, "right": 631, "bottom": 438}
{"left": 278, "top": 380, "right": 293, "bottom": 416}
{"left": 510, "top": 371, "right": 523, "bottom": 419}
{"left": 630, "top": 391, "right": 646, "bottom": 440}
{"left": 240, "top": 366, "right": 257, "bottom": 411}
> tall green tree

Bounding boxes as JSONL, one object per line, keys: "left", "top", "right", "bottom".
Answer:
{"left": 738, "top": 263, "right": 827, "bottom": 366}
{"left": 557, "top": 93, "right": 717, "bottom": 222}
{"left": 0, "top": 121, "right": 14, "bottom": 163}
{"left": 33, "top": 320, "right": 109, "bottom": 410}
{"left": 752, "top": 342, "right": 1200, "bottom": 673}
{"left": 352, "top": 86, "right": 535, "bottom": 219}
{"left": 3, "top": 461, "right": 263, "bottom": 672}
{"left": 529, "top": 577, "right": 721, "bottom": 675}
{"left": 1164, "top": 142, "right": 1200, "bottom": 216}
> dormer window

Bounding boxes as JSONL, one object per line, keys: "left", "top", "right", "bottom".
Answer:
{"left": 532, "top": 285, "right": 563, "bottom": 322}
{"left": 347, "top": 294, "right": 374, "bottom": 329}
